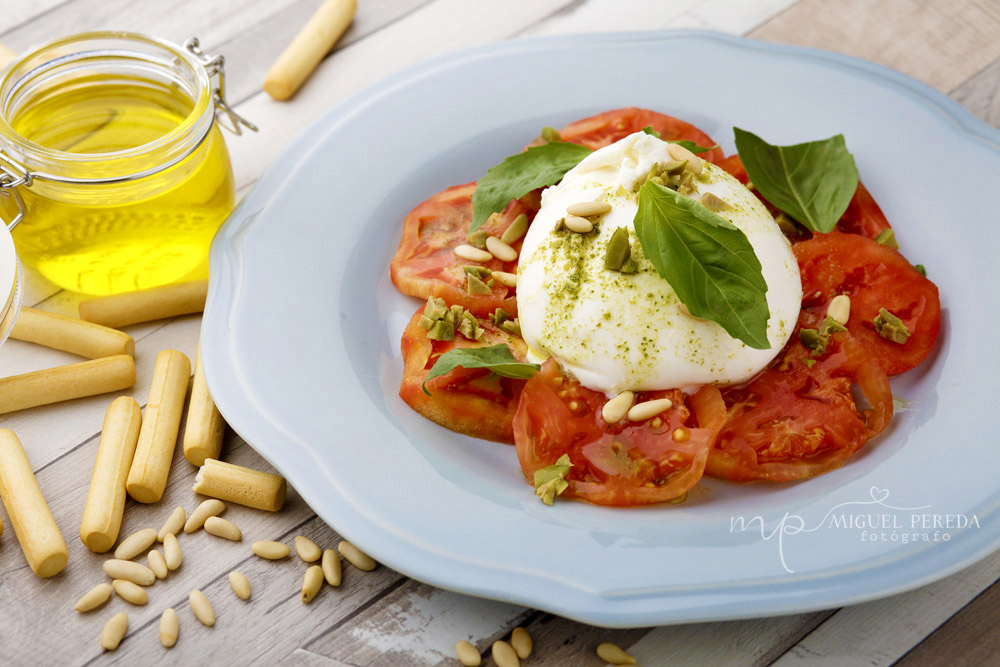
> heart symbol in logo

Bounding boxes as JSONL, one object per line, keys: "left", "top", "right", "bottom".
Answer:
{"left": 870, "top": 486, "right": 890, "bottom": 503}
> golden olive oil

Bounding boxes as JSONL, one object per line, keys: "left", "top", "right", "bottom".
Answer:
{"left": 9, "top": 76, "right": 234, "bottom": 295}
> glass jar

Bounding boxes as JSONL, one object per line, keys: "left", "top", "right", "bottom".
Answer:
{"left": 0, "top": 219, "right": 22, "bottom": 348}
{"left": 0, "top": 32, "right": 255, "bottom": 295}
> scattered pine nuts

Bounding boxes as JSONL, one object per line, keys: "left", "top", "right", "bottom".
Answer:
{"left": 148, "top": 549, "right": 168, "bottom": 579}
{"left": 827, "top": 294, "right": 851, "bottom": 325}
{"left": 596, "top": 641, "right": 636, "bottom": 665}
{"left": 189, "top": 590, "right": 215, "bottom": 627}
{"left": 563, "top": 215, "right": 593, "bottom": 233}
{"left": 112, "top": 579, "right": 148, "bottom": 606}
{"left": 294, "top": 535, "right": 322, "bottom": 562}
{"left": 492, "top": 640, "right": 520, "bottom": 667}
{"left": 229, "top": 571, "right": 251, "bottom": 601}
{"left": 301, "top": 565, "right": 323, "bottom": 604}
{"left": 114, "top": 528, "right": 158, "bottom": 560}
{"left": 159, "top": 608, "right": 179, "bottom": 648}
{"left": 184, "top": 498, "right": 225, "bottom": 533}
{"left": 491, "top": 271, "right": 517, "bottom": 288}
{"left": 601, "top": 391, "right": 634, "bottom": 424}
{"left": 103, "top": 559, "right": 155, "bottom": 586}
{"left": 500, "top": 213, "right": 529, "bottom": 245}
{"left": 252, "top": 540, "right": 291, "bottom": 560}
{"left": 455, "top": 640, "right": 482, "bottom": 666}
{"left": 486, "top": 236, "right": 518, "bottom": 262}
{"left": 666, "top": 142, "right": 703, "bottom": 175}
{"left": 566, "top": 201, "right": 611, "bottom": 217}
{"left": 157, "top": 506, "right": 186, "bottom": 541}
{"left": 511, "top": 627, "right": 532, "bottom": 659}
{"left": 163, "top": 533, "right": 183, "bottom": 571}
{"left": 204, "top": 516, "right": 242, "bottom": 541}
{"left": 75, "top": 583, "right": 112, "bottom": 612}
{"left": 338, "top": 540, "right": 376, "bottom": 571}
{"left": 100, "top": 612, "right": 129, "bottom": 651}
{"left": 322, "top": 549, "right": 342, "bottom": 587}
{"left": 454, "top": 244, "right": 492, "bottom": 263}
{"left": 627, "top": 398, "right": 673, "bottom": 422}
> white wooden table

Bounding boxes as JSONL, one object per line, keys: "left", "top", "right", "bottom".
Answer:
{"left": 2, "top": 1, "right": 999, "bottom": 664}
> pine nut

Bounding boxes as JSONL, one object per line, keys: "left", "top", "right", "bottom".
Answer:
{"left": 114, "top": 528, "right": 157, "bottom": 560}
{"left": 511, "top": 627, "right": 532, "bottom": 659}
{"left": 294, "top": 535, "right": 322, "bottom": 562}
{"left": 75, "top": 583, "right": 112, "bottom": 612}
{"left": 158, "top": 506, "right": 186, "bottom": 541}
{"left": 602, "top": 391, "right": 635, "bottom": 424}
{"left": 189, "top": 590, "right": 215, "bottom": 626}
{"left": 563, "top": 215, "right": 593, "bottom": 233}
{"left": 454, "top": 245, "right": 492, "bottom": 263}
{"left": 500, "top": 213, "right": 529, "bottom": 245}
{"left": 301, "top": 565, "right": 324, "bottom": 604}
{"left": 100, "top": 612, "right": 128, "bottom": 651}
{"left": 103, "top": 559, "right": 155, "bottom": 586}
{"left": 627, "top": 398, "right": 673, "bottom": 422}
{"left": 204, "top": 516, "right": 242, "bottom": 541}
{"left": 486, "top": 236, "right": 518, "bottom": 262}
{"left": 229, "top": 571, "right": 251, "bottom": 600}
{"left": 184, "top": 498, "right": 225, "bottom": 533}
{"left": 112, "top": 579, "right": 148, "bottom": 606}
{"left": 159, "top": 608, "right": 178, "bottom": 648}
{"left": 492, "top": 640, "right": 520, "bottom": 667}
{"left": 252, "top": 540, "right": 291, "bottom": 560}
{"left": 338, "top": 540, "right": 376, "bottom": 571}
{"left": 491, "top": 271, "right": 517, "bottom": 288}
{"left": 163, "top": 533, "right": 183, "bottom": 571}
{"left": 597, "top": 642, "right": 636, "bottom": 664}
{"left": 566, "top": 201, "right": 611, "bottom": 217}
{"left": 827, "top": 294, "right": 851, "bottom": 325}
{"left": 666, "top": 143, "right": 703, "bottom": 175}
{"left": 147, "top": 549, "right": 168, "bottom": 579}
{"left": 322, "top": 549, "right": 342, "bottom": 587}
{"left": 455, "top": 640, "right": 481, "bottom": 666}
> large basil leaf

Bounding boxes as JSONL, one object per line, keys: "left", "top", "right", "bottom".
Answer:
{"left": 422, "top": 344, "right": 540, "bottom": 395}
{"left": 633, "top": 181, "right": 771, "bottom": 349}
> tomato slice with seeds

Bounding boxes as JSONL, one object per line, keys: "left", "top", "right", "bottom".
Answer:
{"left": 794, "top": 231, "right": 940, "bottom": 375}
{"left": 399, "top": 304, "right": 528, "bottom": 444}
{"left": 390, "top": 183, "right": 535, "bottom": 317}
{"left": 557, "top": 107, "right": 726, "bottom": 164}
{"left": 513, "top": 360, "right": 726, "bottom": 506}
{"left": 707, "top": 333, "right": 892, "bottom": 483}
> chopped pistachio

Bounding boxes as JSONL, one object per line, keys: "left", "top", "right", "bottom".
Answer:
{"left": 604, "top": 227, "right": 632, "bottom": 271}
{"left": 620, "top": 256, "right": 638, "bottom": 274}
{"left": 424, "top": 297, "right": 448, "bottom": 322}
{"left": 774, "top": 212, "right": 799, "bottom": 236}
{"left": 699, "top": 192, "right": 730, "bottom": 212}
{"left": 467, "top": 228, "right": 490, "bottom": 248}
{"left": 874, "top": 228, "right": 899, "bottom": 249}
{"left": 448, "top": 305, "right": 465, "bottom": 325}
{"left": 427, "top": 320, "right": 455, "bottom": 341}
{"left": 534, "top": 454, "right": 573, "bottom": 506}
{"left": 489, "top": 308, "right": 513, "bottom": 327}
{"left": 663, "top": 159, "right": 686, "bottom": 174}
{"left": 799, "top": 328, "right": 827, "bottom": 356}
{"left": 418, "top": 315, "right": 435, "bottom": 330}
{"left": 458, "top": 311, "right": 482, "bottom": 341}
{"left": 802, "top": 357, "right": 817, "bottom": 368}
{"left": 541, "top": 126, "right": 561, "bottom": 143}
{"left": 463, "top": 265, "right": 492, "bottom": 279}
{"left": 915, "top": 264, "right": 927, "bottom": 277}
{"left": 501, "top": 213, "right": 529, "bottom": 245}
{"left": 649, "top": 175, "right": 665, "bottom": 186}
{"left": 873, "top": 308, "right": 910, "bottom": 344}
{"left": 499, "top": 319, "right": 522, "bottom": 337}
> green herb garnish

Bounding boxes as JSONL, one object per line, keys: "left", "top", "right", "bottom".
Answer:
{"left": 534, "top": 454, "right": 573, "bottom": 506}
{"left": 422, "top": 344, "right": 540, "bottom": 395}
{"left": 640, "top": 127, "right": 715, "bottom": 154}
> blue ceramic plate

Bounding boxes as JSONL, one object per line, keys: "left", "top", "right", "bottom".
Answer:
{"left": 202, "top": 30, "right": 1000, "bottom": 627}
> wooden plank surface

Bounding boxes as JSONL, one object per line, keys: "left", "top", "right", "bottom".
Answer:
{"left": 0, "top": 0, "right": 998, "bottom": 664}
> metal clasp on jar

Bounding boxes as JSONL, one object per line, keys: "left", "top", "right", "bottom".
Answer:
{"left": 185, "top": 37, "right": 259, "bottom": 136}
{"left": 0, "top": 152, "right": 29, "bottom": 231}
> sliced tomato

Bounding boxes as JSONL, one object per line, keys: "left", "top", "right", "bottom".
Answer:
{"left": 558, "top": 107, "right": 726, "bottom": 163}
{"left": 794, "top": 231, "right": 940, "bottom": 375}
{"left": 390, "top": 183, "right": 535, "bottom": 317}
{"left": 837, "top": 182, "right": 891, "bottom": 238}
{"left": 512, "top": 360, "right": 726, "bottom": 506}
{"left": 708, "top": 333, "right": 892, "bottom": 483}
{"left": 399, "top": 305, "right": 529, "bottom": 444}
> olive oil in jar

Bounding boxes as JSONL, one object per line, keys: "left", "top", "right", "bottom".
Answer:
{"left": 8, "top": 74, "right": 234, "bottom": 295}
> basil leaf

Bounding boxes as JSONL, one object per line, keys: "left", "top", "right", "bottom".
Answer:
{"left": 633, "top": 181, "right": 771, "bottom": 349}
{"left": 470, "top": 142, "right": 593, "bottom": 233}
{"left": 733, "top": 127, "right": 858, "bottom": 233}
{"left": 422, "top": 344, "right": 540, "bottom": 395}
{"left": 641, "top": 126, "right": 661, "bottom": 138}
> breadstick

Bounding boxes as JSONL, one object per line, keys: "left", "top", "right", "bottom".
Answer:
{"left": 10, "top": 307, "right": 134, "bottom": 358}
{"left": 80, "top": 397, "right": 142, "bottom": 552}
{"left": 193, "top": 459, "right": 286, "bottom": 511}
{"left": 126, "top": 350, "right": 191, "bottom": 503}
{"left": 183, "top": 349, "right": 225, "bottom": 466}
{"left": 263, "top": 0, "right": 356, "bottom": 100}
{"left": 0, "top": 355, "right": 136, "bottom": 415}
{"left": 78, "top": 280, "right": 207, "bottom": 328}
{"left": 0, "top": 430, "right": 68, "bottom": 577}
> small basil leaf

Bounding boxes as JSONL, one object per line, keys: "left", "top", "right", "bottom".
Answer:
{"left": 422, "top": 344, "right": 540, "bottom": 395}
{"left": 470, "top": 142, "right": 593, "bottom": 233}
{"left": 633, "top": 181, "right": 771, "bottom": 350}
{"left": 641, "top": 126, "right": 661, "bottom": 138}
{"left": 733, "top": 127, "right": 858, "bottom": 233}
